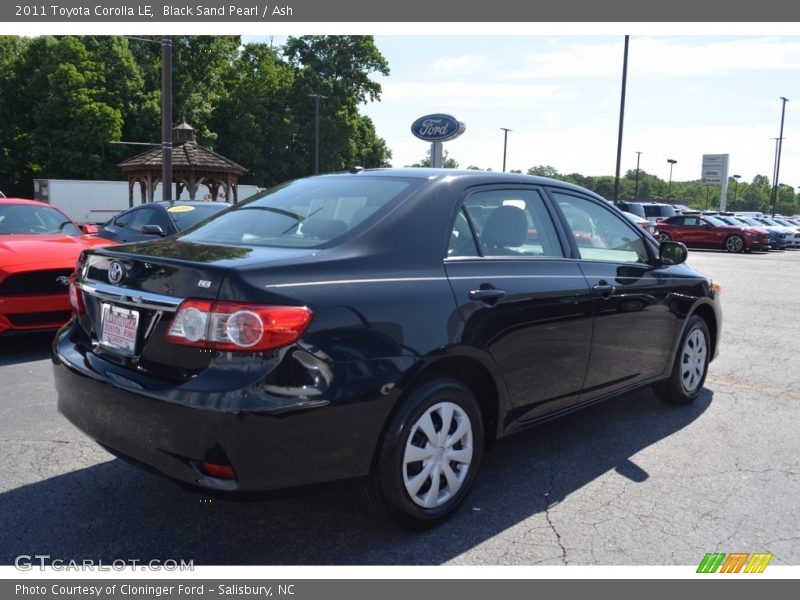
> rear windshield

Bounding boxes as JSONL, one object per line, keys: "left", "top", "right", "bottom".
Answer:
{"left": 178, "top": 176, "right": 422, "bottom": 248}
{"left": 168, "top": 203, "right": 228, "bottom": 230}
{"left": 643, "top": 204, "right": 676, "bottom": 218}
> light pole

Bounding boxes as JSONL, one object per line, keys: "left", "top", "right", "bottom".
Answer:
{"left": 161, "top": 36, "right": 172, "bottom": 202}
{"left": 732, "top": 174, "right": 741, "bottom": 208}
{"left": 634, "top": 151, "right": 642, "bottom": 200}
{"left": 771, "top": 97, "right": 789, "bottom": 216}
{"left": 308, "top": 93, "right": 327, "bottom": 174}
{"left": 613, "top": 35, "right": 630, "bottom": 201}
{"left": 500, "top": 128, "right": 512, "bottom": 172}
{"left": 705, "top": 185, "right": 711, "bottom": 210}
{"left": 667, "top": 159, "right": 677, "bottom": 198}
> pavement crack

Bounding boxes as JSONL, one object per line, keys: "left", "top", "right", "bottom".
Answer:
{"left": 542, "top": 459, "right": 567, "bottom": 565}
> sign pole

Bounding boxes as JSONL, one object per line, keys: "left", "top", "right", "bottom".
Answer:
{"left": 431, "top": 142, "right": 443, "bottom": 168}
{"left": 719, "top": 155, "right": 730, "bottom": 211}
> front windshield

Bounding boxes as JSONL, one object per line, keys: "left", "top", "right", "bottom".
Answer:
{"left": 739, "top": 217, "right": 762, "bottom": 227}
{"left": 168, "top": 203, "right": 229, "bottom": 230}
{"left": 179, "top": 176, "right": 423, "bottom": 248}
{"left": 704, "top": 216, "right": 726, "bottom": 226}
{"left": 0, "top": 204, "right": 81, "bottom": 236}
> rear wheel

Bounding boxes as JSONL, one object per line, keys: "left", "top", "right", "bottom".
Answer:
{"left": 364, "top": 378, "right": 484, "bottom": 530}
{"left": 657, "top": 232, "right": 671, "bottom": 242}
{"left": 725, "top": 234, "right": 745, "bottom": 253}
{"left": 654, "top": 315, "right": 710, "bottom": 405}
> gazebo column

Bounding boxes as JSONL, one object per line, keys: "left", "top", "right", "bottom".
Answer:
{"left": 188, "top": 174, "right": 199, "bottom": 200}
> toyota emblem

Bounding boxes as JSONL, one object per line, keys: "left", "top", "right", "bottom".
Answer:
{"left": 108, "top": 261, "right": 125, "bottom": 285}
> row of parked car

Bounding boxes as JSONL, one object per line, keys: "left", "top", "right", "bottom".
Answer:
{"left": 615, "top": 200, "right": 800, "bottom": 253}
{"left": 0, "top": 197, "right": 226, "bottom": 336}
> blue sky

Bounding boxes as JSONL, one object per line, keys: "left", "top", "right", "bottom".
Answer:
{"left": 352, "top": 35, "right": 799, "bottom": 185}
{"left": 248, "top": 34, "right": 800, "bottom": 185}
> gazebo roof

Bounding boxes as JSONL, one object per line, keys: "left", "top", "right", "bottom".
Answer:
{"left": 117, "top": 122, "right": 247, "bottom": 176}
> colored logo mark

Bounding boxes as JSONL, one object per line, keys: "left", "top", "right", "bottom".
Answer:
{"left": 697, "top": 552, "right": 773, "bottom": 573}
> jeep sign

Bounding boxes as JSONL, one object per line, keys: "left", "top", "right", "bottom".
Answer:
{"left": 410, "top": 114, "right": 466, "bottom": 142}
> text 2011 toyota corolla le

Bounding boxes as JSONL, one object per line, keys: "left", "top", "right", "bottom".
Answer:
{"left": 53, "top": 169, "right": 722, "bottom": 529}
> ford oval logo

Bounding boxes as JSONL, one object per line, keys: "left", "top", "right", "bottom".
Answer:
{"left": 108, "top": 261, "right": 125, "bottom": 285}
{"left": 410, "top": 114, "right": 466, "bottom": 142}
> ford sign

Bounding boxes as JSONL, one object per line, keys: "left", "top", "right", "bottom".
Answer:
{"left": 411, "top": 114, "right": 466, "bottom": 142}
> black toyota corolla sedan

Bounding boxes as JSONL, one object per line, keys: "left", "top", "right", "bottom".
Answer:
{"left": 53, "top": 168, "right": 721, "bottom": 529}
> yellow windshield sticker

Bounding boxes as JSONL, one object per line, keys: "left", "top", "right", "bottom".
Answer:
{"left": 167, "top": 205, "right": 195, "bottom": 213}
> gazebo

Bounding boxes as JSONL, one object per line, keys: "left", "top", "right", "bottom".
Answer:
{"left": 117, "top": 121, "right": 248, "bottom": 207}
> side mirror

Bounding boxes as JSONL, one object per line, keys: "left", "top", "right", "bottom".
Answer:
{"left": 140, "top": 224, "right": 166, "bottom": 236}
{"left": 80, "top": 224, "right": 98, "bottom": 235}
{"left": 659, "top": 240, "right": 688, "bottom": 265}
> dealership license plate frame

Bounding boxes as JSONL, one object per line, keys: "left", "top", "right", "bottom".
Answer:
{"left": 99, "top": 303, "right": 140, "bottom": 355}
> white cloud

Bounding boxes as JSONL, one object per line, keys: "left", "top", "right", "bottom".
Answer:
{"left": 428, "top": 54, "right": 489, "bottom": 76}
{"left": 507, "top": 37, "right": 800, "bottom": 81}
{"left": 377, "top": 80, "right": 577, "bottom": 109}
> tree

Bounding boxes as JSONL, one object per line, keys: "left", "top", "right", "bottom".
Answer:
{"left": 28, "top": 37, "right": 124, "bottom": 180}
{"left": 0, "top": 36, "right": 33, "bottom": 195}
{"left": 282, "top": 36, "right": 391, "bottom": 175}
{"left": 408, "top": 149, "right": 459, "bottom": 169}
{"left": 211, "top": 43, "right": 296, "bottom": 187}
{"left": 527, "top": 165, "right": 560, "bottom": 177}
{"left": 170, "top": 36, "right": 241, "bottom": 146}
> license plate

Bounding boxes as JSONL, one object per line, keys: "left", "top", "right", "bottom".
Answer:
{"left": 100, "top": 304, "right": 140, "bottom": 354}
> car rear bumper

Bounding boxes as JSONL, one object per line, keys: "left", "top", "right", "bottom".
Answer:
{"left": 52, "top": 329, "right": 396, "bottom": 493}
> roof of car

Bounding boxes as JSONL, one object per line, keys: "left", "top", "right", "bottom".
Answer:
{"left": 0, "top": 197, "right": 50, "bottom": 206}
{"left": 318, "top": 167, "right": 610, "bottom": 199}
{"left": 145, "top": 200, "right": 229, "bottom": 209}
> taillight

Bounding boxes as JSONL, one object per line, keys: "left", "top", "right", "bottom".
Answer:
{"left": 69, "top": 272, "right": 85, "bottom": 315}
{"left": 200, "top": 461, "right": 236, "bottom": 480}
{"left": 167, "top": 300, "right": 313, "bottom": 352}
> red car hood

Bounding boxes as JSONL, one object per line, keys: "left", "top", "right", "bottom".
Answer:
{"left": 0, "top": 234, "right": 113, "bottom": 271}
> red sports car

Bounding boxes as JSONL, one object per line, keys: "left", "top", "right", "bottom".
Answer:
{"left": 0, "top": 198, "right": 113, "bottom": 335}
{"left": 655, "top": 214, "right": 769, "bottom": 253}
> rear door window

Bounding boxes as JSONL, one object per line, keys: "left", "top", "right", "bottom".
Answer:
{"left": 449, "top": 189, "right": 563, "bottom": 258}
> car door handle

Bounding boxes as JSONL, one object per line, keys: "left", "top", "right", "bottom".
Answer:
{"left": 469, "top": 288, "right": 507, "bottom": 303}
{"left": 592, "top": 283, "right": 616, "bottom": 298}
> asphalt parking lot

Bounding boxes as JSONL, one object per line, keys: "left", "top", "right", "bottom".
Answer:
{"left": 1, "top": 248, "right": 798, "bottom": 566}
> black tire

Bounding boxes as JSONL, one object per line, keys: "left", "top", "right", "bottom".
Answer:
{"left": 654, "top": 315, "right": 711, "bottom": 405}
{"left": 725, "top": 234, "right": 745, "bottom": 253}
{"left": 657, "top": 232, "right": 671, "bottom": 242}
{"left": 364, "top": 378, "right": 484, "bottom": 530}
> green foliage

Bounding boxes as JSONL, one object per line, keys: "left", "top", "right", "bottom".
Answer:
{"left": 408, "top": 149, "right": 459, "bottom": 169}
{"left": 0, "top": 34, "right": 392, "bottom": 196}
{"left": 524, "top": 163, "right": 798, "bottom": 214}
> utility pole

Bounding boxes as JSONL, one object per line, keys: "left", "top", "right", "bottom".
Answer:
{"left": 308, "top": 94, "right": 327, "bottom": 174}
{"left": 771, "top": 97, "right": 789, "bottom": 216}
{"left": 613, "top": 35, "right": 629, "bottom": 201}
{"left": 500, "top": 128, "right": 512, "bottom": 172}
{"left": 161, "top": 36, "right": 172, "bottom": 202}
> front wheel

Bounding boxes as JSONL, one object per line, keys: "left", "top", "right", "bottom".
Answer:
{"left": 364, "top": 378, "right": 484, "bottom": 530}
{"left": 657, "top": 232, "right": 671, "bottom": 242}
{"left": 725, "top": 234, "right": 745, "bottom": 253}
{"left": 654, "top": 315, "right": 710, "bottom": 405}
